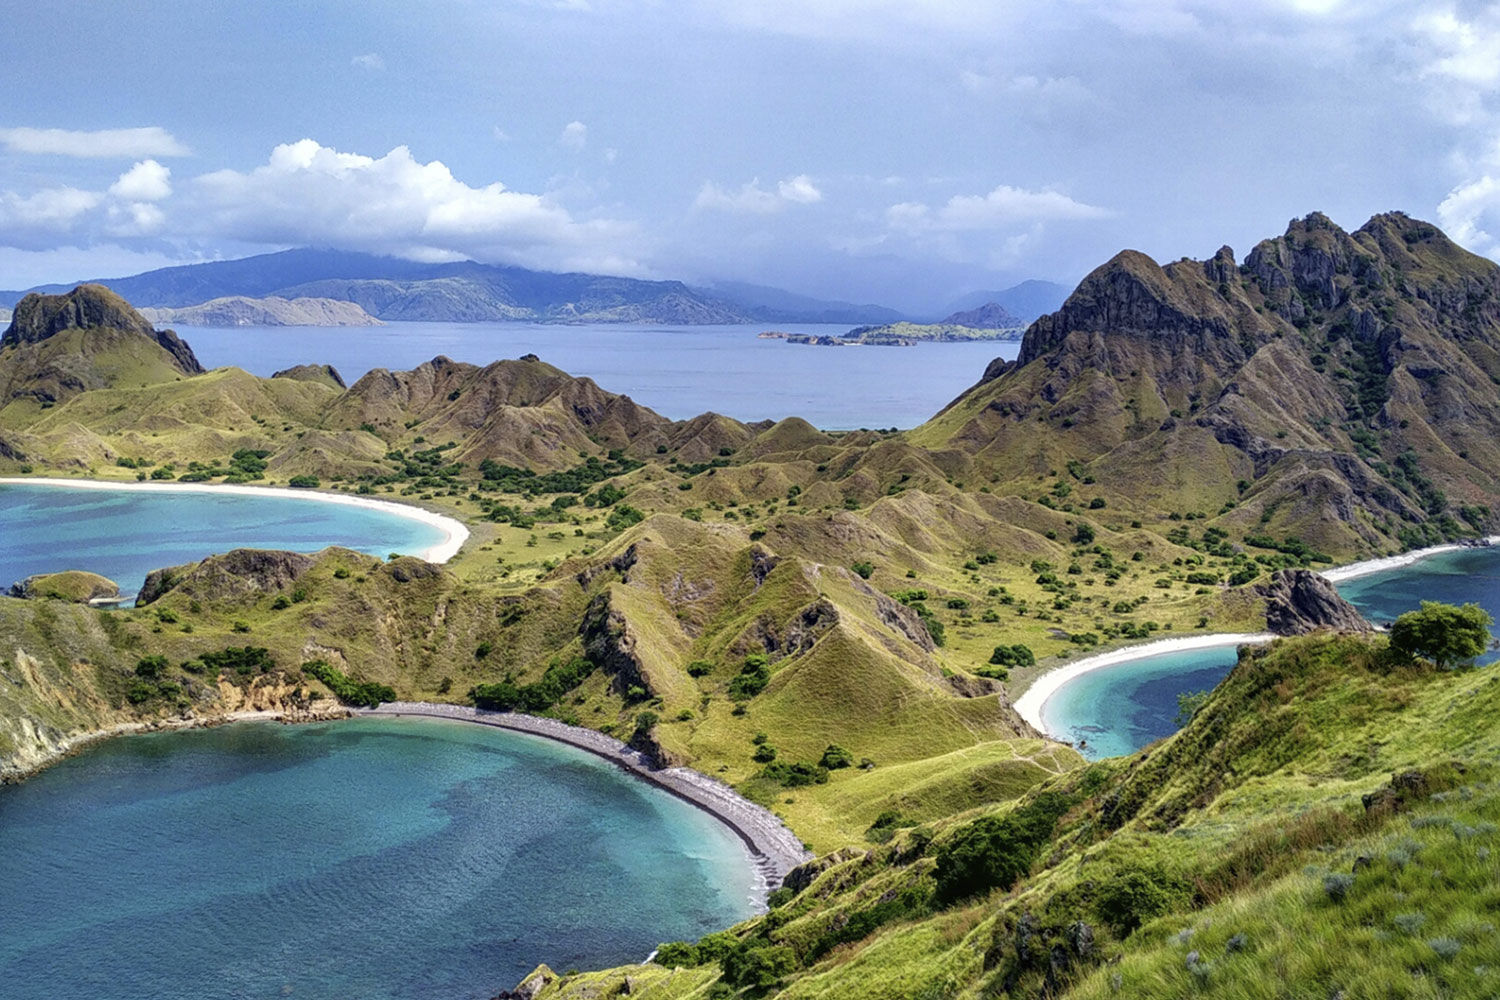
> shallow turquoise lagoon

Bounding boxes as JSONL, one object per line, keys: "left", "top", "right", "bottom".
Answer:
{"left": 0, "top": 482, "right": 447, "bottom": 595}
{"left": 1044, "top": 546, "right": 1500, "bottom": 759}
{"left": 0, "top": 718, "right": 757, "bottom": 1000}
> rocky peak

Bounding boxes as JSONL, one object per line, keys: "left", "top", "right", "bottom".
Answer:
{"left": 1, "top": 284, "right": 203, "bottom": 374}
{"left": 1257, "top": 569, "right": 1373, "bottom": 636}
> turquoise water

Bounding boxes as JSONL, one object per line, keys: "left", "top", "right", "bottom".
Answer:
{"left": 0, "top": 483, "right": 446, "bottom": 595}
{"left": 1041, "top": 645, "right": 1244, "bottom": 760}
{"left": 179, "top": 321, "right": 1019, "bottom": 429}
{"left": 0, "top": 717, "right": 756, "bottom": 1000}
{"left": 1336, "top": 546, "right": 1500, "bottom": 662}
{"left": 1045, "top": 546, "right": 1500, "bottom": 759}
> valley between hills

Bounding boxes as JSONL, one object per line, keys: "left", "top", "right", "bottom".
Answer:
{"left": 2, "top": 210, "right": 1499, "bottom": 998}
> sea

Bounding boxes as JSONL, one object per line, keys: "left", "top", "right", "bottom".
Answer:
{"left": 176, "top": 321, "right": 1019, "bottom": 430}
{"left": 0, "top": 717, "right": 756, "bottom": 1000}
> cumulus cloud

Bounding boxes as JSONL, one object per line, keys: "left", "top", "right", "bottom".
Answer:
{"left": 0, "top": 125, "right": 190, "bottom": 159}
{"left": 1414, "top": 8, "right": 1500, "bottom": 89}
{"left": 108, "top": 160, "right": 172, "bottom": 202}
{"left": 1438, "top": 174, "right": 1500, "bottom": 255}
{"left": 887, "top": 184, "right": 1109, "bottom": 233}
{"left": 351, "top": 52, "right": 386, "bottom": 71}
{"left": 559, "top": 121, "right": 588, "bottom": 150}
{"left": 695, "top": 175, "right": 823, "bottom": 213}
{"left": 184, "top": 139, "right": 640, "bottom": 272}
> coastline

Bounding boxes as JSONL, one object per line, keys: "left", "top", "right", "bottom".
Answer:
{"left": 357, "top": 702, "right": 813, "bottom": 895}
{"left": 1318, "top": 534, "right": 1500, "bottom": 583}
{"left": 1, "top": 704, "right": 351, "bottom": 785}
{"left": 0, "top": 476, "right": 469, "bottom": 564}
{"left": 1012, "top": 633, "right": 1276, "bottom": 736}
{"left": 1016, "top": 533, "right": 1500, "bottom": 742}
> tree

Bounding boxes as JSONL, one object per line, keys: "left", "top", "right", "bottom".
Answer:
{"left": 1389, "top": 601, "right": 1493, "bottom": 668}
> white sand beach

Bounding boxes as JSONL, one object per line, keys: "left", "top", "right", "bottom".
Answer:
{"left": 1013, "top": 632, "right": 1277, "bottom": 737}
{"left": 0, "top": 477, "right": 469, "bottom": 564}
{"left": 1318, "top": 535, "right": 1500, "bottom": 583}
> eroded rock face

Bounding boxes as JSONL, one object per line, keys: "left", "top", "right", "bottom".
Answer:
{"left": 580, "top": 590, "right": 651, "bottom": 698}
{"left": 137, "top": 549, "right": 316, "bottom": 605}
{"left": 271, "top": 363, "right": 347, "bottom": 388}
{"left": 1258, "top": 569, "right": 1372, "bottom": 635}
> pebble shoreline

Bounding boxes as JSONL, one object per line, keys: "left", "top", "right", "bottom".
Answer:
{"left": 357, "top": 702, "right": 813, "bottom": 895}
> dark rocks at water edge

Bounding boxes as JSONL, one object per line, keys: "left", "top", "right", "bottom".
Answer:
{"left": 1257, "top": 569, "right": 1373, "bottom": 635}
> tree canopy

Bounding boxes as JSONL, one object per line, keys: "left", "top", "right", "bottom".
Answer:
{"left": 1388, "top": 600, "right": 1494, "bottom": 668}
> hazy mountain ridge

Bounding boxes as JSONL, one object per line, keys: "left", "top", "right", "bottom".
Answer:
{"left": 139, "top": 296, "right": 382, "bottom": 327}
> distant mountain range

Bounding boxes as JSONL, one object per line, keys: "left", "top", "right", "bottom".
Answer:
{"left": 0, "top": 248, "right": 1065, "bottom": 327}
{"left": 940, "top": 278, "right": 1070, "bottom": 323}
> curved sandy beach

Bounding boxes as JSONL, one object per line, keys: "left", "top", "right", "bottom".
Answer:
{"left": 358, "top": 702, "right": 813, "bottom": 898}
{"left": 0, "top": 476, "right": 469, "bottom": 564}
{"left": 1319, "top": 535, "right": 1500, "bottom": 583}
{"left": 1014, "top": 632, "right": 1276, "bottom": 736}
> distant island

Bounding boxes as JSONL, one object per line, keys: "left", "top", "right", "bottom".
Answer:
{"left": 139, "top": 295, "right": 382, "bottom": 328}
{"left": 760, "top": 300, "right": 1026, "bottom": 346}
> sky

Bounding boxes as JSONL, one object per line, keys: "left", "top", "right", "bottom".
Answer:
{"left": 1, "top": 0, "right": 1499, "bottom": 313}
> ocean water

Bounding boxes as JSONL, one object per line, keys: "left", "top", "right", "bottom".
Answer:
{"left": 1043, "top": 546, "right": 1500, "bottom": 759}
{"left": 0, "top": 483, "right": 446, "bottom": 596}
{"left": 0, "top": 717, "right": 756, "bottom": 1000}
{"left": 178, "top": 321, "right": 1019, "bottom": 429}
{"left": 1335, "top": 546, "right": 1500, "bottom": 662}
{"left": 1041, "top": 644, "right": 1245, "bottom": 760}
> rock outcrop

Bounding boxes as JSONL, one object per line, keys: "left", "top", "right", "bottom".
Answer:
{"left": 137, "top": 549, "right": 317, "bottom": 605}
{"left": 271, "top": 362, "right": 347, "bottom": 389}
{"left": 1257, "top": 569, "right": 1373, "bottom": 635}
{"left": 8, "top": 570, "right": 121, "bottom": 603}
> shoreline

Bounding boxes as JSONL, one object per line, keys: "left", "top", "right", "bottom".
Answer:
{"left": 1013, "top": 633, "right": 1276, "bottom": 736}
{"left": 357, "top": 702, "right": 812, "bottom": 896}
{"left": 1317, "top": 534, "right": 1500, "bottom": 583}
{"left": 0, "top": 476, "right": 469, "bottom": 564}
{"left": 0, "top": 705, "right": 351, "bottom": 785}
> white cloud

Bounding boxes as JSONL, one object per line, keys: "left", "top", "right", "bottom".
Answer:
{"left": 109, "top": 160, "right": 172, "bottom": 202}
{"left": 1438, "top": 174, "right": 1500, "bottom": 255}
{"left": 1414, "top": 8, "right": 1500, "bottom": 89}
{"left": 351, "top": 52, "right": 386, "bottom": 71}
{"left": 492, "top": 126, "right": 512, "bottom": 141}
{"left": 695, "top": 175, "right": 823, "bottom": 213}
{"left": 0, "top": 187, "right": 101, "bottom": 227}
{"left": 777, "top": 174, "right": 822, "bottom": 204}
{"left": 887, "top": 184, "right": 1109, "bottom": 233}
{"left": 0, "top": 126, "right": 190, "bottom": 159}
{"left": 559, "top": 121, "right": 588, "bottom": 150}
{"left": 185, "top": 139, "right": 641, "bottom": 273}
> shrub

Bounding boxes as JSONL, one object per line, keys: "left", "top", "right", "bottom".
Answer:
{"left": 1322, "top": 872, "right": 1356, "bottom": 903}
{"left": 760, "top": 761, "right": 829, "bottom": 787}
{"left": 633, "top": 710, "right": 659, "bottom": 736}
{"left": 721, "top": 944, "right": 795, "bottom": 989}
{"left": 933, "top": 791, "right": 1071, "bottom": 903}
{"left": 988, "top": 644, "right": 1035, "bottom": 668}
{"left": 851, "top": 561, "right": 874, "bottom": 579}
{"left": 753, "top": 743, "right": 778, "bottom": 763}
{"left": 302, "top": 659, "right": 396, "bottom": 707}
{"left": 287, "top": 474, "right": 320, "bottom": 488}
{"left": 729, "top": 653, "right": 771, "bottom": 700}
{"left": 133, "top": 655, "right": 167, "bottom": 680}
{"left": 820, "top": 744, "right": 855, "bottom": 769}
{"left": 1094, "top": 866, "right": 1189, "bottom": 936}
{"left": 686, "top": 659, "right": 713, "bottom": 677}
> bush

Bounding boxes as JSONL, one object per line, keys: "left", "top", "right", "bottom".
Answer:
{"left": 633, "top": 710, "right": 659, "bottom": 736}
{"left": 200, "top": 646, "right": 275, "bottom": 676}
{"left": 303, "top": 660, "right": 396, "bottom": 707}
{"left": 1094, "top": 866, "right": 1189, "bottom": 936}
{"left": 753, "top": 743, "right": 778, "bottom": 763}
{"left": 134, "top": 655, "right": 168, "bottom": 679}
{"left": 760, "top": 761, "right": 829, "bottom": 787}
{"left": 1389, "top": 601, "right": 1493, "bottom": 668}
{"left": 686, "top": 659, "right": 713, "bottom": 677}
{"left": 287, "top": 474, "right": 320, "bottom": 488}
{"left": 851, "top": 561, "right": 874, "bottom": 579}
{"left": 469, "top": 657, "right": 594, "bottom": 713}
{"left": 820, "top": 744, "right": 855, "bottom": 769}
{"left": 933, "top": 792, "right": 1071, "bottom": 904}
{"left": 729, "top": 653, "right": 771, "bottom": 700}
{"left": 721, "top": 944, "right": 795, "bottom": 989}
{"left": 988, "top": 644, "right": 1035, "bottom": 668}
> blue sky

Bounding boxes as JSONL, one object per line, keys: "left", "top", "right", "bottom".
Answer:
{"left": 2, "top": 0, "right": 1498, "bottom": 312}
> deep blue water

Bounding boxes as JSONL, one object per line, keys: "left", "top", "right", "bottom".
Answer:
{"left": 179, "top": 321, "right": 1019, "bottom": 429}
{"left": 0, "top": 718, "right": 756, "bottom": 1000}
{"left": 1045, "top": 546, "right": 1500, "bottom": 759}
{"left": 0, "top": 483, "right": 445, "bottom": 596}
